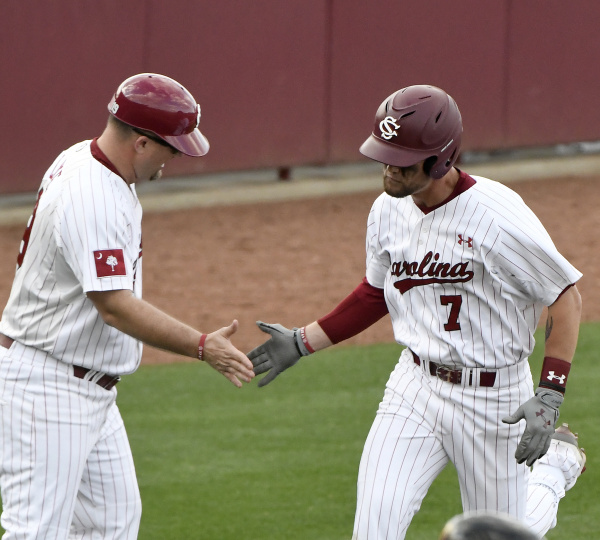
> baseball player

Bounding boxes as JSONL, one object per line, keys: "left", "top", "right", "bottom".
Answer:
{"left": 0, "top": 73, "right": 254, "bottom": 539}
{"left": 248, "top": 85, "right": 584, "bottom": 539}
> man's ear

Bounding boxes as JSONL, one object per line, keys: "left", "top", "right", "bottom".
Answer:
{"left": 133, "top": 135, "right": 150, "bottom": 154}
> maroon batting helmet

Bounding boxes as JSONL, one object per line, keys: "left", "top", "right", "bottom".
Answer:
{"left": 108, "top": 73, "right": 209, "bottom": 157}
{"left": 359, "top": 85, "right": 462, "bottom": 179}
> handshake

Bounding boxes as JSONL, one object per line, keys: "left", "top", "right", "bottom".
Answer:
{"left": 247, "top": 321, "right": 314, "bottom": 387}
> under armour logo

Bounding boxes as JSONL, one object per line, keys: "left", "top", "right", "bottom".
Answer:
{"left": 106, "top": 255, "right": 119, "bottom": 272}
{"left": 196, "top": 104, "right": 201, "bottom": 127}
{"left": 547, "top": 371, "right": 566, "bottom": 384}
{"left": 109, "top": 102, "right": 119, "bottom": 115}
{"left": 458, "top": 234, "right": 473, "bottom": 248}
{"left": 535, "top": 408, "right": 552, "bottom": 427}
{"left": 379, "top": 116, "right": 401, "bottom": 140}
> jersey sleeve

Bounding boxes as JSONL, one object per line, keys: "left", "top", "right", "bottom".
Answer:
{"left": 317, "top": 277, "right": 388, "bottom": 343}
{"left": 365, "top": 194, "right": 392, "bottom": 288}
{"left": 57, "top": 173, "right": 136, "bottom": 293}
{"left": 488, "top": 203, "right": 582, "bottom": 306}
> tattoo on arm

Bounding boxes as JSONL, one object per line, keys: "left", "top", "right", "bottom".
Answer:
{"left": 545, "top": 315, "right": 554, "bottom": 341}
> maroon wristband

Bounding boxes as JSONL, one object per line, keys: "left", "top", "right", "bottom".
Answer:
{"left": 198, "top": 334, "right": 208, "bottom": 361}
{"left": 539, "top": 356, "right": 571, "bottom": 394}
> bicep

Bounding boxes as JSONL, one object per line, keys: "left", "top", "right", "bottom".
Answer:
{"left": 87, "top": 289, "right": 135, "bottom": 324}
{"left": 547, "top": 284, "right": 582, "bottom": 319}
{"left": 544, "top": 285, "right": 582, "bottom": 362}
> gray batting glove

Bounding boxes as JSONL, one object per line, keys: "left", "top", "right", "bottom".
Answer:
{"left": 502, "top": 387, "right": 563, "bottom": 466}
{"left": 247, "top": 321, "right": 312, "bottom": 387}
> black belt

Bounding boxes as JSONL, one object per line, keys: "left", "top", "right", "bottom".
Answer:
{"left": 412, "top": 350, "right": 496, "bottom": 387}
{"left": 0, "top": 333, "right": 120, "bottom": 390}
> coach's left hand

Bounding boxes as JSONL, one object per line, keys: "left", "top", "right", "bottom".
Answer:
{"left": 502, "top": 388, "right": 563, "bottom": 466}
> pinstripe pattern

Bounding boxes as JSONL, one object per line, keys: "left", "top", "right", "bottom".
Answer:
{"left": 526, "top": 476, "right": 560, "bottom": 537}
{"left": 70, "top": 405, "right": 141, "bottom": 538}
{"left": 353, "top": 173, "right": 581, "bottom": 539}
{"left": 0, "top": 139, "right": 143, "bottom": 538}
{"left": 0, "top": 342, "right": 141, "bottom": 539}
{"left": 0, "top": 140, "right": 143, "bottom": 375}
{"left": 366, "top": 175, "right": 581, "bottom": 370}
{"left": 525, "top": 436, "right": 585, "bottom": 536}
{"left": 353, "top": 350, "right": 531, "bottom": 539}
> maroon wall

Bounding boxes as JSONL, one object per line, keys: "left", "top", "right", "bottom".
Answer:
{"left": 144, "top": 0, "right": 329, "bottom": 178}
{"left": 1, "top": 1, "right": 598, "bottom": 194}
{"left": 506, "top": 1, "right": 600, "bottom": 146}
{"left": 0, "top": 2, "right": 148, "bottom": 194}
{"left": 328, "top": 0, "right": 509, "bottom": 162}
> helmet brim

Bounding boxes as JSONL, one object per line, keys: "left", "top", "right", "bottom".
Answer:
{"left": 359, "top": 134, "right": 432, "bottom": 167}
{"left": 164, "top": 128, "right": 210, "bottom": 157}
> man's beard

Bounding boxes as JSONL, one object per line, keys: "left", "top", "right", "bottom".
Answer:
{"left": 149, "top": 169, "right": 163, "bottom": 182}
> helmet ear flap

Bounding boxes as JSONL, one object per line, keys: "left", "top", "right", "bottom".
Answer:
{"left": 427, "top": 145, "right": 459, "bottom": 179}
{"left": 422, "top": 156, "right": 438, "bottom": 177}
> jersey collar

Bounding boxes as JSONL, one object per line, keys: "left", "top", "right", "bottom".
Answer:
{"left": 91, "top": 137, "right": 126, "bottom": 181}
{"left": 415, "top": 169, "right": 476, "bottom": 215}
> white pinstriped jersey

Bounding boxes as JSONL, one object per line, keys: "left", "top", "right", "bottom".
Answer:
{"left": 365, "top": 172, "right": 582, "bottom": 369}
{"left": 0, "top": 139, "right": 143, "bottom": 374}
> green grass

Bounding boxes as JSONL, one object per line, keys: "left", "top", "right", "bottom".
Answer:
{"left": 124, "top": 323, "right": 599, "bottom": 539}
{"left": 122, "top": 342, "right": 399, "bottom": 540}
{"left": 2, "top": 324, "right": 599, "bottom": 538}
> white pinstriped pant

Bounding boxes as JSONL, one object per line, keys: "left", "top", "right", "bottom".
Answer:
{"left": 0, "top": 342, "right": 141, "bottom": 539}
{"left": 352, "top": 348, "right": 532, "bottom": 540}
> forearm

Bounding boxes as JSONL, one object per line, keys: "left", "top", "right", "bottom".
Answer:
{"left": 302, "top": 278, "right": 388, "bottom": 352}
{"left": 316, "top": 277, "right": 388, "bottom": 344}
{"left": 303, "top": 321, "right": 334, "bottom": 352}
{"left": 544, "top": 285, "right": 582, "bottom": 363}
{"left": 536, "top": 284, "right": 582, "bottom": 394}
{"left": 87, "top": 290, "right": 201, "bottom": 359}
{"left": 249, "top": 278, "right": 387, "bottom": 387}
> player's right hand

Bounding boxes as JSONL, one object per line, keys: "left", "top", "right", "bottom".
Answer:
{"left": 247, "top": 321, "right": 311, "bottom": 387}
{"left": 203, "top": 320, "right": 255, "bottom": 388}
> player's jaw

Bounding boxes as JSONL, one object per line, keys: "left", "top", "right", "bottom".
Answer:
{"left": 136, "top": 143, "right": 180, "bottom": 182}
{"left": 382, "top": 162, "right": 431, "bottom": 198}
{"left": 148, "top": 165, "right": 165, "bottom": 182}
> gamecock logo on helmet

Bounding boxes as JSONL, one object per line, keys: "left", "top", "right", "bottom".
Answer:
{"left": 379, "top": 116, "right": 401, "bottom": 140}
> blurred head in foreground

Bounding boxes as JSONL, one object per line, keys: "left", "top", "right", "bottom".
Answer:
{"left": 439, "top": 511, "right": 538, "bottom": 540}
